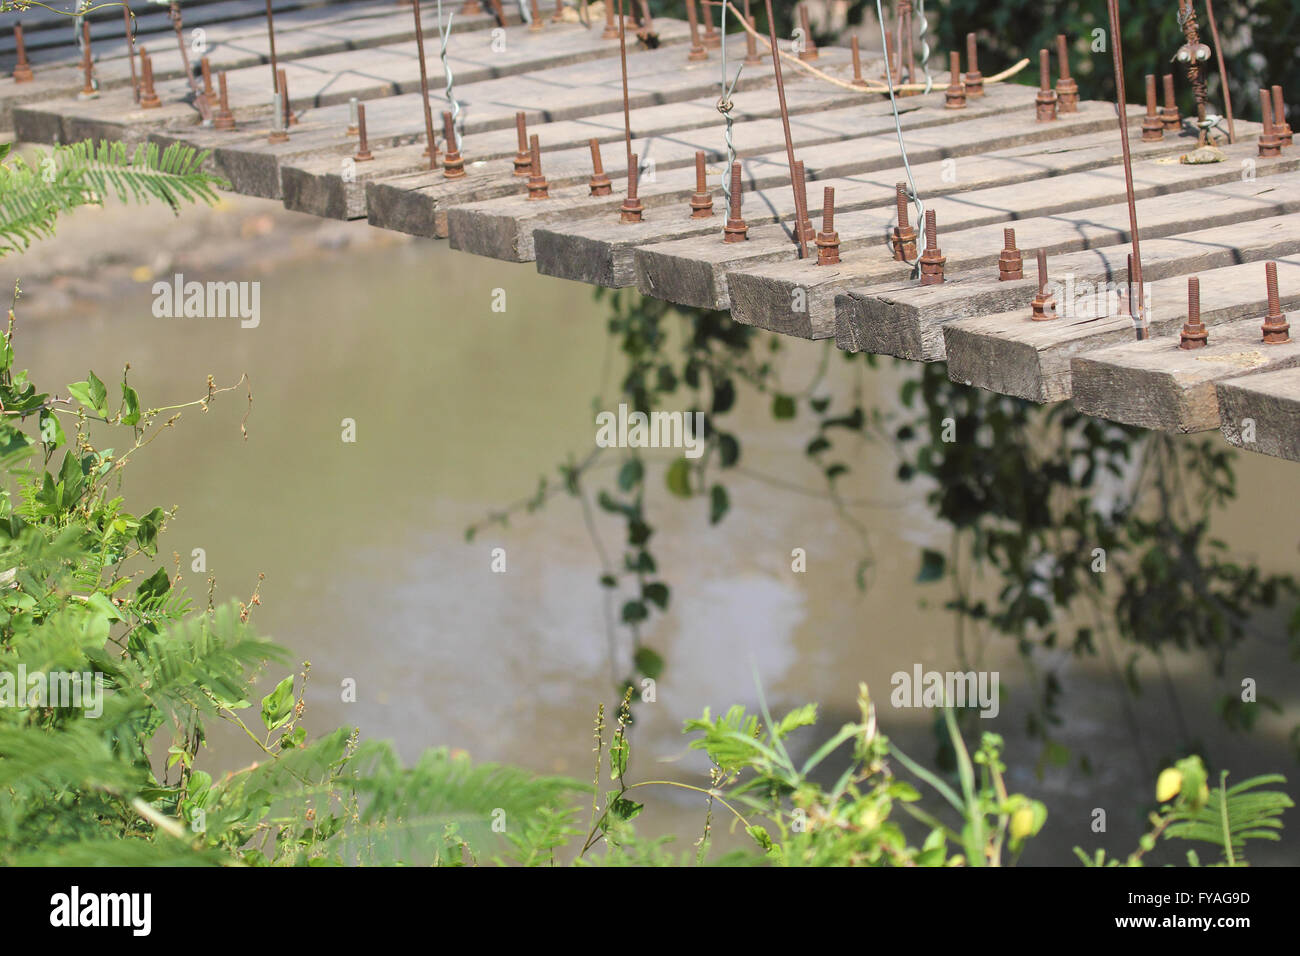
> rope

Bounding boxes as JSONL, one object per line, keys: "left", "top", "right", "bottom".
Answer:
{"left": 436, "top": 0, "right": 462, "bottom": 148}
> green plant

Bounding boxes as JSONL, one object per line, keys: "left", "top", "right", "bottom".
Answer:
{"left": 0, "top": 139, "right": 225, "bottom": 254}
{"left": 1077, "top": 755, "right": 1292, "bottom": 866}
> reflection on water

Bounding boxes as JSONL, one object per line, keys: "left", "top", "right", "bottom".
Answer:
{"left": 17, "top": 235, "right": 1299, "bottom": 865}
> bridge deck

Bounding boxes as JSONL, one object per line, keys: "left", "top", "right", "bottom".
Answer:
{"left": 5, "top": 2, "right": 1298, "bottom": 461}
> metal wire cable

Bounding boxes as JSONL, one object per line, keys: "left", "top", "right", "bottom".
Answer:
{"left": 436, "top": 0, "right": 462, "bottom": 149}
{"left": 718, "top": 0, "right": 743, "bottom": 211}
{"left": 877, "top": 0, "right": 924, "bottom": 277}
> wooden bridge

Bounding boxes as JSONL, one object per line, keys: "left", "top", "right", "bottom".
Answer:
{"left": 4, "top": 1, "right": 1298, "bottom": 463}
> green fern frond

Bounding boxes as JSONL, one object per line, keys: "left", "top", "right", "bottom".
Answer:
{"left": 0, "top": 139, "right": 228, "bottom": 256}
{"left": 1164, "top": 772, "right": 1293, "bottom": 865}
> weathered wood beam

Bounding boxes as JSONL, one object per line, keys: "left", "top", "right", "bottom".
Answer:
{"left": 1216, "top": 367, "right": 1300, "bottom": 462}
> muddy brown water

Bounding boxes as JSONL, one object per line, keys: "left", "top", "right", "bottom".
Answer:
{"left": 12, "top": 231, "right": 1299, "bottom": 865}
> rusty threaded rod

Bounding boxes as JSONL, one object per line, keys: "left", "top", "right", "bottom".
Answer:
{"left": 896, "top": 184, "right": 910, "bottom": 230}
{"left": 355, "top": 103, "right": 373, "bottom": 161}
{"left": 12, "top": 23, "right": 34, "bottom": 83}
{"left": 1262, "top": 260, "right": 1290, "bottom": 343}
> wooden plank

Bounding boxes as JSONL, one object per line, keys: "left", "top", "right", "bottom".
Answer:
{"left": 146, "top": 27, "right": 774, "bottom": 199}
{"left": 451, "top": 89, "right": 1119, "bottom": 263}
{"left": 12, "top": 16, "right": 690, "bottom": 146}
{"left": 833, "top": 144, "right": 1296, "bottom": 356}
{"left": 287, "top": 79, "right": 879, "bottom": 220}
{"left": 1, "top": 1, "right": 508, "bottom": 128}
{"left": 744, "top": 163, "right": 1288, "bottom": 348}
{"left": 941, "top": 214, "right": 1300, "bottom": 402}
{"left": 532, "top": 85, "right": 1080, "bottom": 286}
{"left": 1071, "top": 307, "right": 1300, "bottom": 432}
{"left": 1216, "top": 367, "right": 1300, "bottom": 462}
{"left": 634, "top": 109, "right": 1204, "bottom": 313}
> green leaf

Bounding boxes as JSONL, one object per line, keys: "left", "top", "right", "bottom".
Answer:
{"left": 665, "top": 457, "right": 692, "bottom": 498}
{"left": 260, "top": 674, "right": 295, "bottom": 731}
{"left": 120, "top": 380, "right": 141, "bottom": 426}
{"left": 642, "top": 582, "right": 669, "bottom": 610}
{"left": 620, "top": 600, "right": 648, "bottom": 624}
{"left": 772, "top": 393, "right": 796, "bottom": 420}
{"left": 617, "top": 457, "right": 643, "bottom": 491}
{"left": 633, "top": 646, "right": 664, "bottom": 680}
{"left": 38, "top": 409, "right": 65, "bottom": 449}
{"left": 916, "top": 548, "right": 946, "bottom": 583}
{"left": 709, "top": 484, "right": 729, "bottom": 525}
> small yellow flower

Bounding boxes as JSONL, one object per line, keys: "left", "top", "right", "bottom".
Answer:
{"left": 1010, "top": 806, "right": 1036, "bottom": 840}
{"left": 1156, "top": 768, "right": 1183, "bottom": 803}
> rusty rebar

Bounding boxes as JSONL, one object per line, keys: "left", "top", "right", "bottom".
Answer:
{"left": 891, "top": 182, "right": 917, "bottom": 261}
{"left": 689, "top": 150, "right": 713, "bottom": 217}
{"left": 442, "top": 110, "right": 465, "bottom": 178}
{"left": 1262, "top": 261, "right": 1290, "bottom": 343}
{"left": 355, "top": 103, "right": 374, "bottom": 161}
{"left": 265, "top": 0, "right": 280, "bottom": 94}
{"left": 620, "top": 153, "right": 644, "bottom": 222}
{"left": 1055, "top": 34, "right": 1077, "bottom": 113}
{"left": 527, "top": 134, "right": 550, "bottom": 199}
{"left": 139, "top": 49, "right": 161, "bottom": 109}
{"left": 122, "top": 8, "right": 138, "bottom": 101}
{"left": 1272, "top": 86, "right": 1293, "bottom": 147}
{"left": 816, "top": 187, "right": 839, "bottom": 265}
{"left": 1203, "top": 0, "right": 1236, "bottom": 144}
{"left": 798, "top": 6, "right": 818, "bottom": 61}
{"left": 686, "top": 0, "right": 708, "bottom": 61}
{"left": 965, "top": 32, "right": 983, "bottom": 97}
{"left": 999, "top": 227, "right": 1023, "bottom": 281}
{"left": 277, "top": 69, "right": 296, "bottom": 126}
{"left": 919, "top": 209, "right": 945, "bottom": 285}
{"left": 1142, "top": 75, "right": 1165, "bottom": 141}
{"left": 79, "top": 20, "right": 96, "bottom": 98}
{"left": 763, "top": 0, "right": 807, "bottom": 259}
{"left": 945, "top": 50, "right": 966, "bottom": 109}
{"left": 617, "top": 0, "right": 633, "bottom": 173}
{"left": 723, "top": 161, "right": 747, "bottom": 242}
{"left": 589, "top": 139, "right": 612, "bottom": 196}
{"left": 214, "top": 71, "right": 236, "bottom": 130}
{"left": 412, "top": 0, "right": 439, "bottom": 168}
{"left": 1036, "top": 48, "right": 1057, "bottom": 121}
{"left": 1105, "top": 0, "right": 1146, "bottom": 340}
{"left": 11, "top": 23, "right": 33, "bottom": 83}
{"left": 1259, "top": 88, "right": 1282, "bottom": 157}
{"left": 1179, "top": 275, "right": 1208, "bottom": 349}
{"left": 849, "top": 35, "right": 868, "bottom": 88}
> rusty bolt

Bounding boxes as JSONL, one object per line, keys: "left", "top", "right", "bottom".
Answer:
{"left": 528, "top": 0, "right": 544, "bottom": 31}
{"left": 442, "top": 111, "right": 465, "bottom": 178}
{"left": 1036, "top": 49, "right": 1058, "bottom": 121}
{"left": 1262, "top": 260, "right": 1290, "bottom": 343}
{"left": 354, "top": 104, "right": 374, "bottom": 161}
{"left": 816, "top": 187, "right": 840, "bottom": 266}
{"left": 793, "top": 161, "right": 816, "bottom": 246}
{"left": 268, "top": 92, "right": 290, "bottom": 144}
{"left": 602, "top": 0, "right": 619, "bottom": 38}
{"left": 277, "top": 69, "right": 297, "bottom": 126}
{"left": 589, "top": 139, "right": 613, "bottom": 196}
{"left": 213, "top": 72, "right": 236, "bottom": 130}
{"left": 723, "top": 161, "right": 748, "bottom": 242}
{"left": 1272, "top": 86, "right": 1293, "bottom": 147}
{"left": 798, "top": 7, "right": 818, "bottom": 61}
{"left": 891, "top": 183, "right": 918, "bottom": 261}
{"left": 1055, "top": 34, "right": 1078, "bottom": 113}
{"left": 1030, "top": 250, "right": 1057, "bottom": 320}
{"left": 551, "top": 0, "right": 564, "bottom": 22}
{"left": 345, "top": 97, "right": 359, "bottom": 137}
{"left": 80, "top": 21, "right": 97, "bottom": 98}
{"left": 461, "top": 0, "right": 484, "bottom": 13}
{"left": 702, "top": 0, "right": 719, "bottom": 49}
{"left": 689, "top": 150, "right": 713, "bottom": 217}
{"left": 999, "top": 228, "right": 1024, "bottom": 281}
{"left": 1179, "top": 275, "right": 1208, "bottom": 349}
{"left": 883, "top": 30, "right": 901, "bottom": 85}
{"left": 139, "top": 50, "right": 162, "bottom": 109}
{"left": 527, "top": 134, "right": 549, "bottom": 200}
{"left": 1259, "top": 89, "right": 1283, "bottom": 157}
{"left": 945, "top": 50, "right": 966, "bottom": 109}
{"left": 1160, "top": 74, "right": 1181, "bottom": 132}
{"left": 686, "top": 0, "right": 708, "bottom": 61}
{"left": 11, "top": 23, "right": 34, "bottom": 83}
{"left": 513, "top": 113, "right": 532, "bottom": 176}
{"left": 620, "top": 155, "right": 645, "bottom": 223}
{"left": 964, "top": 33, "right": 984, "bottom": 97}
{"left": 850, "top": 35, "right": 869, "bottom": 89}
{"left": 919, "top": 210, "right": 946, "bottom": 285}
{"left": 200, "top": 56, "right": 214, "bottom": 103}
{"left": 1142, "top": 75, "right": 1165, "bottom": 142}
